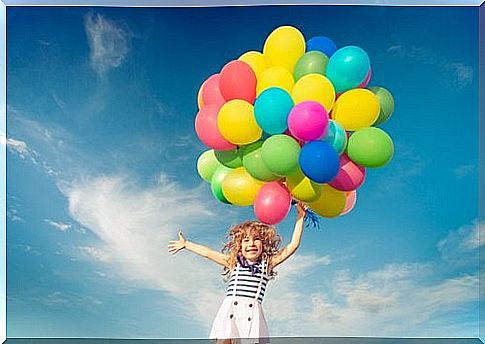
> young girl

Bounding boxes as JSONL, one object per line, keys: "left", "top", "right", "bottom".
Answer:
{"left": 168, "top": 202, "right": 307, "bottom": 344}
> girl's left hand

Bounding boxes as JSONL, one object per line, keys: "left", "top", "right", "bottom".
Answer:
{"left": 296, "top": 201, "right": 308, "bottom": 220}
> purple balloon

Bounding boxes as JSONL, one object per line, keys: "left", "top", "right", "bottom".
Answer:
{"left": 288, "top": 101, "right": 329, "bottom": 142}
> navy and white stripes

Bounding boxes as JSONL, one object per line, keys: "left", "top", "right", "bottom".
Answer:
{"left": 226, "top": 260, "right": 268, "bottom": 303}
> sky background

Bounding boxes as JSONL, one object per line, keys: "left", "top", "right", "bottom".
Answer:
{"left": 5, "top": 5, "right": 480, "bottom": 339}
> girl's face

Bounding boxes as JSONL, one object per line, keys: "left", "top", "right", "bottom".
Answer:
{"left": 241, "top": 231, "right": 263, "bottom": 262}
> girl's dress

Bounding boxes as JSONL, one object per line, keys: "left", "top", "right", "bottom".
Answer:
{"left": 209, "top": 257, "right": 270, "bottom": 344}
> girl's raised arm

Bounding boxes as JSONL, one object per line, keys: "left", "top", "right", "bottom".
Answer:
{"left": 270, "top": 202, "right": 307, "bottom": 268}
{"left": 168, "top": 231, "right": 229, "bottom": 267}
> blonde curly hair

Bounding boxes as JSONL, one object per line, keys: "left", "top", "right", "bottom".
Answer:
{"left": 221, "top": 221, "right": 282, "bottom": 280}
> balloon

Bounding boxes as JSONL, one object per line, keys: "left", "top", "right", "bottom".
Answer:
{"left": 347, "top": 127, "right": 394, "bottom": 168}
{"left": 257, "top": 66, "right": 295, "bottom": 95}
{"left": 299, "top": 141, "right": 340, "bottom": 183}
{"left": 329, "top": 153, "right": 366, "bottom": 191}
{"left": 293, "top": 51, "right": 329, "bottom": 81}
{"left": 263, "top": 26, "right": 306, "bottom": 71}
{"left": 309, "top": 184, "right": 346, "bottom": 218}
{"left": 254, "top": 87, "right": 294, "bottom": 135}
{"left": 254, "top": 182, "right": 292, "bottom": 225}
{"left": 286, "top": 168, "right": 322, "bottom": 202}
{"left": 214, "top": 148, "right": 242, "bottom": 168}
{"left": 292, "top": 73, "right": 335, "bottom": 111}
{"left": 321, "top": 120, "right": 347, "bottom": 154}
{"left": 332, "top": 89, "right": 380, "bottom": 131}
{"left": 218, "top": 100, "right": 262, "bottom": 145}
{"left": 221, "top": 167, "right": 263, "bottom": 206}
{"left": 368, "top": 86, "right": 395, "bottom": 126}
{"left": 306, "top": 36, "right": 337, "bottom": 57}
{"left": 240, "top": 141, "right": 279, "bottom": 181}
{"left": 358, "top": 67, "right": 372, "bottom": 88}
{"left": 261, "top": 134, "right": 301, "bottom": 176}
{"left": 219, "top": 60, "right": 257, "bottom": 103}
{"left": 197, "top": 150, "right": 222, "bottom": 182}
{"left": 211, "top": 166, "right": 233, "bottom": 204}
{"left": 288, "top": 101, "right": 329, "bottom": 142}
{"left": 195, "top": 104, "right": 237, "bottom": 150}
{"left": 341, "top": 190, "right": 357, "bottom": 215}
{"left": 197, "top": 81, "right": 205, "bottom": 109}
{"left": 326, "top": 46, "right": 370, "bottom": 93}
{"left": 239, "top": 51, "right": 267, "bottom": 80}
{"left": 201, "top": 74, "right": 225, "bottom": 106}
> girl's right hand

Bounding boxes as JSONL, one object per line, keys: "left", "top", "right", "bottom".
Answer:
{"left": 168, "top": 231, "right": 187, "bottom": 254}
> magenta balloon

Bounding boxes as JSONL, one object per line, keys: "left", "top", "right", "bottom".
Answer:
{"left": 358, "top": 67, "right": 372, "bottom": 88}
{"left": 288, "top": 101, "right": 329, "bottom": 142}
{"left": 341, "top": 190, "right": 357, "bottom": 215}
{"left": 201, "top": 74, "right": 226, "bottom": 106}
{"left": 254, "top": 182, "right": 292, "bottom": 225}
{"left": 195, "top": 104, "right": 237, "bottom": 150}
{"left": 329, "top": 154, "right": 366, "bottom": 191}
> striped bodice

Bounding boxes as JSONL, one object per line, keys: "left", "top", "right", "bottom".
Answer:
{"left": 226, "top": 259, "right": 269, "bottom": 303}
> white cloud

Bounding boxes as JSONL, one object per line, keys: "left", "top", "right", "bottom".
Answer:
{"left": 77, "top": 246, "right": 111, "bottom": 262}
{"left": 84, "top": 13, "right": 130, "bottom": 75}
{"left": 44, "top": 219, "right": 72, "bottom": 232}
{"left": 438, "top": 219, "right": 483, "bottom": 266}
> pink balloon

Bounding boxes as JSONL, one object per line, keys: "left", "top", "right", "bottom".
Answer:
{"left": 358, "top": 67, "right": 372, "bottom": 88}
{"left": 195, "top": 104, "right": 236, "bottom": 150}
{"left": 219, "top": 60, "right": 257, "bottom": 103}
{"left": 201, "top": 74, "right": 225, "bottom": 106}
{"left": 254, "top": 182, "right": 292, "bottom": 225}
{"left": 288, "top": 101, "right": 329, "bottom": 142}
{"left": 341, "top": 190, "right": 357, "bottom": 215}
{"left": 329, "top": 154, "right": 366, "bottom": 191}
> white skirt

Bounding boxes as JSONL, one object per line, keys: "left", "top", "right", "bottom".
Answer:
{"left": 209, "top": 296, "right": 270, "bottom": 344}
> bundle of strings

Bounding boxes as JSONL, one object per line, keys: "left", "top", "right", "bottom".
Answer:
{"left": 291, "top": 200, "right": 321, "bottom": 229}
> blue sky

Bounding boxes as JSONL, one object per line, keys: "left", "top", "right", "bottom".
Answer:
{"left": 5, "top": 5, "right": 480, "bottom": 339}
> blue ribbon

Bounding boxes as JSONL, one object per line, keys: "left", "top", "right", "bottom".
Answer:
{"left": 237, "top": 254, "right": 261, "bottom": 275}
{"left": 292, "top": 200, "right": 321, "bottom": 230}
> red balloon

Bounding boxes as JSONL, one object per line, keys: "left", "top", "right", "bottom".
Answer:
{"left": 254, "top": 182, "right": 292, "bottom": 225}
{"left": 219, "top": 60, "right": 257, "bottom": 103}
{"left": 202, "top": 74, "right": 225, "bottom": 106}
{"left": 195, "top": 104, "right": 236, "bottom": 150}
{"left": 329, "top": 153, "right": 366, "bottom": 191}
{"left": 358, "top": 67, "right": 372, "bottom": 88}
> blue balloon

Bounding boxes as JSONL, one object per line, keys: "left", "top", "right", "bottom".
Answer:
{"left": 299, "top": 141, "right": 340, "bottom": 183}
{"left": 254, "top": 87, "right": 294, "bottom": 135}
{"left": 326, "top": 46, "right": 370, "bottom": 93}
{"left": 321, "top": 120, "right": 347, "bottom": 154}
{"left": 306, "top": 36, "right": 337, "bottom": 57}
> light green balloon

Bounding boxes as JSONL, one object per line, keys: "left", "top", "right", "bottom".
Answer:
{"left": 210, "top": 166, "right": 232, "bottom": 204}
{"left": 261, "top": 134, "right": 301, "bottom": 176}
{"left": 214, "top": 148, "right": 243, "bottom": 168}
{"left": 240, "top": 141, "right": 279, "bottom": 182}
{"left": 368, "top": 86, "right": 395, "bottom": 126}
{"left": 294, "top": 51, "right": 329, "bottom": 81}
{"left": 197, "top": 150, "right": 222, "bottom": 182}
{"left": 347, "top": 127, "right": 394, "bottom": 168}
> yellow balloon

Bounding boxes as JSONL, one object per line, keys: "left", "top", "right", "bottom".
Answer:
{"left": 257, "top": 66, "right": 295, "bottom": 95}
{"left": 197, "top": 83, "right": 205, "bottom": 110}
{"left": 286, "top": 168, "right": 322, "bottom": 202}
{"left": 239, "top": 51, "right": 267, "bottom": 80}
{"left": 263, "top": 26, "right": 306, "bottom": 72}
{"left": 222, "top": 167, "right": 264, "bottom": 206}
{"left": 218, "top": 100, "right": 262, "bottom": 145}
{"left": 309, "top": 184, "right": 346, "bottom": 218}
{"left": 332, "top": 89, "right": 381, "bottom": 131}
{"left": 292, "top": 73, "right": 335, "bottom": 111}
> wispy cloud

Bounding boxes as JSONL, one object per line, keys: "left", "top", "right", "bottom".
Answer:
{"left": 453, "top": 164, "right": 476, "bottom": 179}
{"left": 438, "top": 219, "right": 483, "bottom": 267}
{"left": 44, "top": 219, "right": 72, "bottom": 232}
{"left": 84, "top": 13, "right": 130, "bottom": 76}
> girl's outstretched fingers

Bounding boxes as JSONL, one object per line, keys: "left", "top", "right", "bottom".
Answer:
{"left": 168, "top": 230, "right": 187, "bottom": 254}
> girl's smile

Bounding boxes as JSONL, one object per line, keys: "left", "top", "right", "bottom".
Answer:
{"left": 241, "top": 234, "right": 263, "bottom": 261}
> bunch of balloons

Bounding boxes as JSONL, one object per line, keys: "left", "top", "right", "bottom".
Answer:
{"left": 195, "top": 26, "right": 395, "bottom": 225}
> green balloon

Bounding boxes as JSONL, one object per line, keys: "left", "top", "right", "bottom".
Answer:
{"left": 197, "top": 150, "right": 222, "bottom": 182}
{"left": 214, "top": 148, "right": 243, "bottom": 168}
{"left": 347, "top": 127, "right": 394, "bottom": 168}
{"left": 210, "top": 166, "right": 232, "bottom": 204}
{"left": 294, "top": 51, "right": 329, "bottom": 81}
{"left": 261, "top": 134, "right": 301, "bottom": 176}
{"left": 368, "top": 86, "right": 395, "bottom": 126}
{"left": 240, "top": 141, "right": 279, "bottom": 182}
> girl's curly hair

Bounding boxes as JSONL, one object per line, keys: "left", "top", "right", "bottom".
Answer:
{"left": 221, "top": 221, "right": 282, "bottom": 280}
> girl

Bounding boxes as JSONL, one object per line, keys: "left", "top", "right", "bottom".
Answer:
{"left": 168, "top": 202, "right": 307, "bottom": 344}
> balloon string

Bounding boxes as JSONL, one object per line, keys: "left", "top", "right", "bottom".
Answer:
{"left": 291, "top": 200, "right": 321, "bottom": 230}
